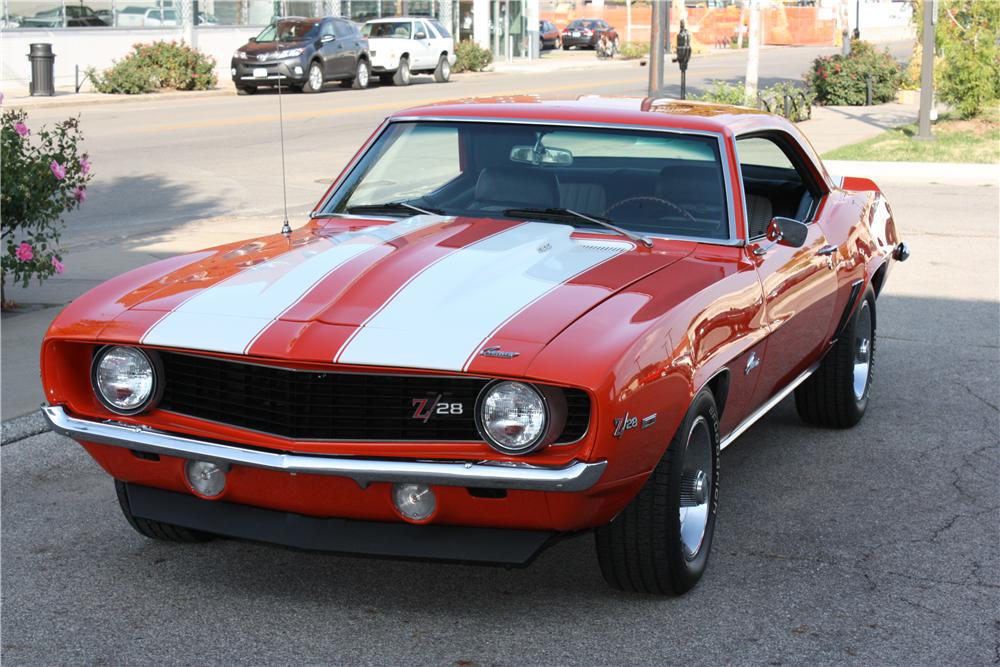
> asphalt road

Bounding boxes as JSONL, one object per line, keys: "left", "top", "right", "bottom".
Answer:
{"left": 21, "top": 42, "right": 911, "bottom": 249}
{"left": 2, "top": 177, "right": 997, "bottom": 666}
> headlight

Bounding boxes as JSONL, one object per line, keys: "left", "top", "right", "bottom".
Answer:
{"left": 92, "top": 346, "right": 158, "bottom": 415}
{"left": 274, "top": 48, "right": 303, "bottom": 59}
{"left": 476, "top": 381, "right": 566, "bottom": 455}
{"left": 234, "top": 50, "right": 246, "bottom": 59}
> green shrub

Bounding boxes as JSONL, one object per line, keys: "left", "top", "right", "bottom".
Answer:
{"left": 694, "top": 81, "right": 748, "bottom": 106}
{"left": 933, "top": 0, "right": 1000, "bottom": 118}
{"left": 453, "top": 40, "right": 493, "bottom": 73}
{"left": 89, "top": 41, "right": 217, "bottom": 94}
{"left": 694, "top": 80, "right": 814, "bottom": 121}
{"left": 806, "top": 39, "right": 902, "bottom": 106}
{"left": 618, "top": 41, "right": 648, "bottom": 60}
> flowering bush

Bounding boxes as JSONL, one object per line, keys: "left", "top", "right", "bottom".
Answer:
{"left": 806, "top": 40, "right": 902, "bottom": 106}
{"left": 88, "top": 41, "right": 217, "bottom": 94}
{"left": 1, "top": 108, "right": 92, "bottom": 304}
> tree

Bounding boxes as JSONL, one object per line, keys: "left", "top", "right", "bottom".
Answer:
{"left": 744, "top": 0, "right": 760, "bottom": 102}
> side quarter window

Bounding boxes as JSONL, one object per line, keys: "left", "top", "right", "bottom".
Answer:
{"left": 736, "top": 135, "right": 818, "bottom": 240}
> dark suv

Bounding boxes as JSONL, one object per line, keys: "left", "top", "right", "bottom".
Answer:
{"left": 231, "top": 16, "right": 371, "bottom": 94}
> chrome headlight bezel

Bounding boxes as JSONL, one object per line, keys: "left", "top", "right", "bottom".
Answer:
{"left": 474, "top": 380, "right": 567, "bottom": 455}
{"left": 90, "top": 345, "right": 162, "bottom": 416}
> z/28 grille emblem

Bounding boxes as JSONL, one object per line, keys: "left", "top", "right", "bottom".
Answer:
{"left": 411, "top": 395, "right": 464, "bottom": 422}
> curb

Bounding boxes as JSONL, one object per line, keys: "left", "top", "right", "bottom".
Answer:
{"left": 824, "top": 160, "right": 999, "bottom": 186}
{"left": 5, "top": 87, "right": 236, "bottom": 110}
{"left": 1, "top": 410, "right": 50, "bottom": 446}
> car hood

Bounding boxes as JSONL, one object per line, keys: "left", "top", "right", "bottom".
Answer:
{"left": 241, "top": 39, "right": 309, "bottom": 54}
{"left": 84, "top": 215, "right": 691, "bottom": 374}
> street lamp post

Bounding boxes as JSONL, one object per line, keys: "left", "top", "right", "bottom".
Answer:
{"left": 916, "top": 0, "right": 936, "bottom": 140}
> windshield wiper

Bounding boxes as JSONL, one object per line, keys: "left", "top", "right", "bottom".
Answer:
{"left": 311, "top": 201, "right": 444, "bottom": 219}
{"left": 503, "top": 207, "right": 653, "bottom": 248}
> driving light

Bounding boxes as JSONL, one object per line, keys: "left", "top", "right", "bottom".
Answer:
{"left": 92, "top": 346, "right": 157, "bottom": 415}
{"left": 477, "top": 381, "right": 548, "bottom": 454}
{"left": 392, "top": 483, "right": 436, "bottom": 522}
{"left": 185, "top": 460, "right": 227, "bottom": 498}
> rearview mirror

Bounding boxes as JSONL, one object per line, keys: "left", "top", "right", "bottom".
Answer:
{"left": 510, "top": 145, "right": 574, "bottom": 166}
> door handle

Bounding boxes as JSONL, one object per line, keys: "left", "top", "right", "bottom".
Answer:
{"left": 816, "top": 244, "right": 837, "bottom": 256}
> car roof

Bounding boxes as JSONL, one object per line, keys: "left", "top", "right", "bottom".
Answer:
{"left": 389, "top": 95, "right": 790, "bottom": 137}
{"left": 365, "top": 16, "right": 428, "bottom": 23}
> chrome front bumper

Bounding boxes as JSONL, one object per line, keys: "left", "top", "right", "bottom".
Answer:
{"left": 41, "top": 406, "right": 606, "bottom": 493}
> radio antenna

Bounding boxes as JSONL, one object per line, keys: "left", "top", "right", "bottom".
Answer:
{"left": 276, "top": 74, "right": 291, "bottom": 236}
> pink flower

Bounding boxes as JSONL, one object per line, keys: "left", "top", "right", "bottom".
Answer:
{"left": 14, "top": 122, "right": 28, "bottom": 137}
{"left": 15, "top": 242, "right": 34, "bottom": 262}
{"left": 74, "top": 186, "right": 87, "bottom": 203}
{"left": 80, "top": 156, "right": 91, "bottom": 175}
{"left": 51, "top": 257, "right": 64, "bottom": 274}
{"left": 50, "top": 161, "right": 66, "bottom": 181}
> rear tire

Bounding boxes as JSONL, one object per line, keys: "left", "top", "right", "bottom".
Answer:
{"left": 562, "top": 43, "right": 571, "bottom": 50}
{"left": 115, "top": 480, "right": 212, "bottom": 543}
{"left": 433, "top": 55, "right": 451, "bottom": 82}
{"left": 393, "top": 57, "right": 411, "bottom": 86}
{"left": 795, "top": 289, "right": 876, "bottom": 428}
{"left": 303, "top": 60, "right": 324, "bottom": 93}
{"left": 595, "top": 389, "right": 720, "bottom": 595}
{"left": 351, "top": 59, "right": 371, "bottom": 89}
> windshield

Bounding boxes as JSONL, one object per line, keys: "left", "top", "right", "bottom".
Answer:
{"left": 325, "top": 121, "right": 731, "bottom": 241}
{"left": 256, "top": 19, "right": 319, "bottom": 42}
{"left": 362, "top": 21, "right": 411, "bottom": 38}
{"left": 568, "top": 20, "right": 596, "bottom": 29}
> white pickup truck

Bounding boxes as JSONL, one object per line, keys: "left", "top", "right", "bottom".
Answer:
{"left": 361, "top": 16, "right": 456, "bottom": 85}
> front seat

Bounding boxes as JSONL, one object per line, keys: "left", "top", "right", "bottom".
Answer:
{"left": 745, "top": 194, "right": 774, "bottom": 239}
{"left": 473, "top": 166, "right": 560, "bottom": 211}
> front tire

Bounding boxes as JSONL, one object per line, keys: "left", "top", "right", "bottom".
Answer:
{"left": 433, "top": 54, "right": 451, "bottom": 82}
{"left": 303, "top": 60, "right": 324, "bottom": 93}
{"left": 595, "top": 389, "right": 720, "bottom": 595}
{"left": 115, "top": 481, "right": 211, "bottom": 543}
{"left": 393, "top": 56, "right": 411, "bottom": 86}
{"left": 795, "top": 289, "right": 876, "bottom": 428}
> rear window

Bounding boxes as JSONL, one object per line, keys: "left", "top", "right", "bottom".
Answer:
{"left": 429, "top": 19, "right": 451, "bottom": 38}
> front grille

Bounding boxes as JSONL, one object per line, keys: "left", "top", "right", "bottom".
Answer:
{"left": 158, "top": 352, "right": 590, "bottom": 443}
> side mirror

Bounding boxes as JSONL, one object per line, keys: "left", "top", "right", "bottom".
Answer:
{"left": 754, "top": 217, "right": 808, "bottom": 255}
{"left": 415, "top": 31, "right": 427, "bottom": 40}
{"left": 248, "top": 37, "right": 256, "bottom": 43}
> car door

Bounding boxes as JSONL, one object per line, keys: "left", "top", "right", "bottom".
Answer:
{"left": 412, "top": 20, "right": 437, "bottom": 69}
{"left": 738, "top": 133, "right": 839, "bottom": 405}
{"left": 331, "top": 19, "right": 359, "bottom": 76}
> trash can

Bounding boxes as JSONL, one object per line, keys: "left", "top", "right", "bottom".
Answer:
{"left": 28, "top": 43, "right": 55, "bottom": 96}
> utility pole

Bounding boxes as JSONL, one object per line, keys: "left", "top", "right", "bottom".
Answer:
{"left": 737, "top": 0, "right": 746, "bottom": 49}
{"left": 665, "top": 0, "right": 672, "bottom": 55}
{"left": 840, "top": 0, "right": 851, "bottom": 55}
{"left": 626, "top": 0, "right": 632, "bottom": 43}
{"left": 744, "top": 0, "right": 760, "bottom": 103}
{"left": 648, "top": 0, "right": 665, "bottom": 96}
{"left": 916, "top": 0, "right": 936, "bottom": 140}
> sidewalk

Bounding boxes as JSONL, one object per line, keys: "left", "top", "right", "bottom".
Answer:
{"left": 4, "top": 86, "right": 236, "bottom": 110}
{"left": 0, "top": 97, "right": 948, "bottom": 423}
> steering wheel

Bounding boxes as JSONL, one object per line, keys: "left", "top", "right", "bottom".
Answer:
{"left": 604, "top": 196, "right": 697, "bottom": 224}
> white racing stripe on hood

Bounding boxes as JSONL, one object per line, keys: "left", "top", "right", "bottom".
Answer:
{"left": 141, "top": 216, "right": 444, "bottom": 355}
{"left": 337, "top": 222, "right": 632, "bottom": 372}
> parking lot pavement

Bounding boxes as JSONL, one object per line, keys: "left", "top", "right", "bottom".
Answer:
{"left": 2, "top": 179, "right": 997, "bottom": 666}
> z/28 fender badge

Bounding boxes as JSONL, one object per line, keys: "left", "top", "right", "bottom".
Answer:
{"left": 614, "top": 412, "right": 657, "bottom": 438}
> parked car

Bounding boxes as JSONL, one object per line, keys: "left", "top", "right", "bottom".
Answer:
{"left": 21, "top": 4, "right": 105, "bottom": 27}
{"left": 561, "top": 18, "right": 618, "bottom": 50}
{"left": 231, "top": 16, "right": 371, "bottom": 94}
{"left": 539, "top": 19, "right": 561, "bottom": 50}
{"left": 361, "top": 16, "right": 455, "bottom": 85}
{"left": 40, "top": 97, "right": 908, "bottom": 595}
